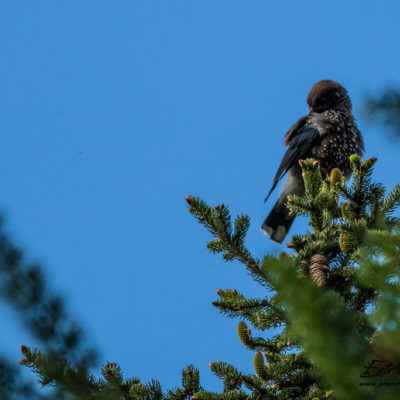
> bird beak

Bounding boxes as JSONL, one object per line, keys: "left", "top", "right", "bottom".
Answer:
{"left": 309, "top": 106, "right": 313, "bottom": 113}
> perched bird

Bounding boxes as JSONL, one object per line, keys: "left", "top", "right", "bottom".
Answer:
{"left": 262, "top": 80, "right": 364, "bottom": 243}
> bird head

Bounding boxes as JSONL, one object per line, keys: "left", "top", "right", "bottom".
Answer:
{"left": 307, "top": 80, "right": 351, "bottom": 113}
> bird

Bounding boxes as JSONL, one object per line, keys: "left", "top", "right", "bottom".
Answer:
{"left": 262, "top": 80, "right": 364, "bottom": 243}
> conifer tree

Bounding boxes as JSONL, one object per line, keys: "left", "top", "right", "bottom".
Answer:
{"left": 6, "top": 154, "right": 399, "bottom": 399}
{"left": 184, "top": 155, "right": 400, "bottom": 400}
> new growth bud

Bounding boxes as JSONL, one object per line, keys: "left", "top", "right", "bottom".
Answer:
{"left": 185, "top": 194, "right": 194, "bottom": 205}
{"left": 298, "top": 159, "right": 306, "bottom": 168}
{"left": 363, "top": 157, "right": 378, "bottom": 169}
{"left": 349, "top": 154, "right": 361, "bottom": 168}
{"left": 215, "top": 204, "right": 224, "bottom": 211}
{"left": 21, "top": 345, "right": 29, "bottom": 356}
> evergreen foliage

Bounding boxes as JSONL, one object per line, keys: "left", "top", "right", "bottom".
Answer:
{"left": 366, "top": 89, "right": 400, "bottom": 135}
{"left": 184, "top": 155, "right": 400, "bottom": 399}
{"left": 2, "top": 155, "right": 400, "bottom": 399}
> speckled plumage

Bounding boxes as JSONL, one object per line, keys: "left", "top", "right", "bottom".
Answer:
{"left": 262, "top": 80, "right": 364, "bottom": 243}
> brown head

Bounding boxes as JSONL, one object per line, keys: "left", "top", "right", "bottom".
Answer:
{"left": 307, "top": 80, "right": 351, "bottom": 113}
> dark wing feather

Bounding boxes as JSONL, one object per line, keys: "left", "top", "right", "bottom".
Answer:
{"left": 264, "top": 126, "right": 320, "bottom": 202}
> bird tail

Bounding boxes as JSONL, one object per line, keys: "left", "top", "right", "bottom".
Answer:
{"left": 261, "top": 195, "right": 294, "bottom": 243}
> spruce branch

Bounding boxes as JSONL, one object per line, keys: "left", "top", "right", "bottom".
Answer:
{"left": 383, "top": 183, "right": 400, "bottom": 215}
{"left": 186, "top": 195, "right": 267, "bottom": 288}
{"left": 212, "top": 289, "right": 283, "bottom": 330}
{"left": 19, "top": 345, "right": 100, "bottom": 397}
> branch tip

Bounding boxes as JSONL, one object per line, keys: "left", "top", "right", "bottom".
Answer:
{"left": 185, "top": 194, "right": 194, "bottom": 205}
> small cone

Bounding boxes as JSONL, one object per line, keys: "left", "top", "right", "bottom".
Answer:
{"left": 309, "top": 254, "right": 329, "bottom": 287}
{"left": 253, "top": 352, "right": 269, "bottom": 380}
{"left": 237, "top": 321, "right": 253, "bottom": 347}
{"left": 329, "top": 168, "right": 343, "bottom": 189}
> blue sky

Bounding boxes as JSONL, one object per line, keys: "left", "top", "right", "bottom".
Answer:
{"left": 1, "top": 0, "right": 400, "bottom": 393}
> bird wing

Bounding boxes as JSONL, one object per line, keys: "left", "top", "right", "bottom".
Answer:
{"left": 264, "top": 124, "right": 320, "bottom": 203}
